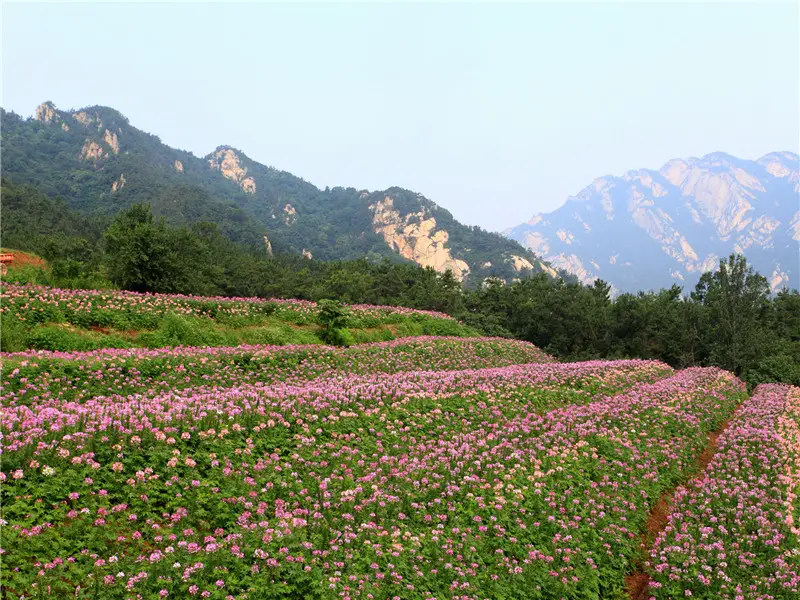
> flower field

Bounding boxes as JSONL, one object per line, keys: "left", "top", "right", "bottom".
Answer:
{"left": 648, "top": 384, "right": 800, "bottom": 599}
{"left": 0, "top": 337, "right": 554, "bottom": 406}
{"left": 1, "top": 287, "right": 798, "bottom": 599}
{"left": 0, "top": 283, "right": 454, "bottom": 329}
{"left": 2, "top": 327, "right": 755, "bottom": 600}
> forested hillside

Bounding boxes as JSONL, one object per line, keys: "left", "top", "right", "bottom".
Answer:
{"left": 1, "top": 101, "right": 557, "bottom": 282}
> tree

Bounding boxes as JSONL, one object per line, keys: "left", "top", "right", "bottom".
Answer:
{"left": 103, "top": 204, "right": 188, "bottom": 293}
{"left": 693, "top": 254, "right": 771, "bottom": 374}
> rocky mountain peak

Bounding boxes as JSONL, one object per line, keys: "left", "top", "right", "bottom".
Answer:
{"left": 207, "top": 147, "right": 256, "bottom": 194}
{"left": 507, "top": 151, "right": 799, "bottom": 293}
{"left": 34, "top": 101, "right": 59, "bottom": 124}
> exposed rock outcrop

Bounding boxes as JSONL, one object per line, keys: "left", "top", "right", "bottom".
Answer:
{"left": 80, "top": 140, "right": 106, "bottom": 162}
{"left": 208, "top": 147, "right": 256, "bottom": 194}
{"left": 34, "top": 102, "right": 58, "bottom": 124}
{"left": 370, "top": 196, "right": 470, "bottom": 281}
{"left": 104, "top": 129, "right": 120, "bottom": 154}
{"left": 510, "top": 255, "right": 534, "bottom": 272}
{"left": 264, "top": 235, "right": 273, "bottom": 257}
{"left": 73, "top": 111, "right": 96, "bottom": 126}
{"left": 174, "top": 160, "right": 184, "bottom": 173}
{"left": 241, "top": 177, "right": 256, "bottom": 193}
{"left": 302, "top": 249, "right": 313, "bottom": 260}
{"left": 283, "top": 204, "right": 297, "bottom": 225}
{"left": 111, "top": 173, "right": 126, "bottom": 192}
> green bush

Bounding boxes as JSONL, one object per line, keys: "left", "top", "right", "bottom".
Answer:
{"left": 744, "top": 354, "right": 800, "bottom": 387}
{"left": 317, "top": 299, "right": 351, "bottom": 346}
{"left": 136, "top": 314, "right": 233, "bottom": 348}
{"left": 322, "top": 327, "right": 355, "bottom": 347}
{"left": 0, "top": 315, "right": 28, "bottom": 352}
{"left": 420, "top": 317, "right": 476, "bottom": 337}
{"left": 2, "top": 265, "right": 54, "bottom": 286}
{"left": 26, "top": 325, "right": 132, "bottom": 351}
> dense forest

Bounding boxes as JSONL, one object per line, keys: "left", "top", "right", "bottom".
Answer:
{"left": 2, "top": 177, "right": 798, "bottom": 387}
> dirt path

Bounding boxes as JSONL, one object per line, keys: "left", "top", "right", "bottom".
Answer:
{"left": 625, "top": 413, "right": 737, "bottom": 600}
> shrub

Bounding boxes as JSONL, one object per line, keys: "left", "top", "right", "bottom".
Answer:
{"left": 0, "top": 315, "right": 27, "bottom": 352}
{"left": 317, "top": 299, "right": 351, "bottom": 346}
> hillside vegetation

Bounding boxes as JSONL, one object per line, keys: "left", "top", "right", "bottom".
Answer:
{"left": 1, "top": 102, "right": 557, "bottom": 283}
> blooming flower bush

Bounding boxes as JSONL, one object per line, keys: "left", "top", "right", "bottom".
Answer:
{"left": 1, "top": 344, "right": 743, "bottom": 599}
{"left": 648, "top": 384, "right": 800, "bottom": 599}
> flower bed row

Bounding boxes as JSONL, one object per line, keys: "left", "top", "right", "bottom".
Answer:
{"left": 648, "top": 383, "right": 800, "bottom": 599}
{"left": 1, "top": 337, "right": 554, "bottom": 407}
{"left": 1, "top": 358, "right": 672, "bottom": 454}
{"left": 0, "top": 283, "right": 455, "bottom": 329}
{"left": 1, "top": 363, "right": 742, "bottom": 599}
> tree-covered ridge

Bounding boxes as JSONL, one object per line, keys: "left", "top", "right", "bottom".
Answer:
{"left": 1, "top": 101, "right": 560, "bottom": 282}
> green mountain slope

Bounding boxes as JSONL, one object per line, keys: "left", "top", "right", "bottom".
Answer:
{"left": 1, "top": 101, "right": 558, "bottom": 283}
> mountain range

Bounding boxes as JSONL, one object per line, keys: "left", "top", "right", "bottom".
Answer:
{"left": 506, "top": 151, "right": 799, "bottom": 293}
{"left": 0, "top": 102, "right": 556, "bottom": 284}
{"left": 2, "top": 101, "right": 797, "bottom": 293}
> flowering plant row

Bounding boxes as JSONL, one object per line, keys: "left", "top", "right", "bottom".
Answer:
{"left": 2, "top": 358, "right": 741, "bottom": 599}
{"left": 1, "top": 336, "right": 554, "bottom": 406}
{"left": 1, "top": 358, "right": 669, "bottom": 455}
{"left": 0, "top": 283, "right": 455, "bottom": 330}
{"left": 648, "top": 383, "right": 800, "bottom": 599}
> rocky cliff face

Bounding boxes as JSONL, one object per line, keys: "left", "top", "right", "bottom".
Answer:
{"left": 370, "top": 196, "right": 471, "bottom": 280}
{"left": 207, "top": 147, "right": 256, "bottom": 193}
{"left": 507, "top": 152, "right": 799, "bottom": 293}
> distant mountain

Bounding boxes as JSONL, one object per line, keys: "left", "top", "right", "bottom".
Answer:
{"left": 1, "top": 101, "right": 559, "bottom": 284}
{"left": 506, "top": 152, "right": 799, "bottom": 293}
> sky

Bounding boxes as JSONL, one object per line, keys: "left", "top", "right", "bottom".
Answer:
{"left": 2, "top": 1, "right": 798, "bottom": 231}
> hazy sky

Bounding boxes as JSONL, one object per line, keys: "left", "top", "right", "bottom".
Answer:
{"left": 2, "top": 1, "right": 798, "bottom": 231}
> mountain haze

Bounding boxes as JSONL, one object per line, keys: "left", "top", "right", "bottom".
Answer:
{"left": 1, "top": 101, "right": 557, "bottom": 284}
{"left": 506, "top": 152, "right": 799, "bottom": 293}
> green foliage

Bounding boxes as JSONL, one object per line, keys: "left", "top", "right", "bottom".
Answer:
{"left": 136, "top": 314, "right": 233, "bottom": 348}
{"left": 0, "top": 315, "right": 27, "bottom": 352}
{"left": 2, "top": 264, "right": 55, "bottom": 286}
{"left": 743, "top": 355, "right": 800, "bottom": 387}
{"left": 26, "top": 325, "right": 132, "bottom": 352}
{"left": 693, "top": 254, "right": 772, "bottom": 375}
{"left": 317, "top": 299, "right": 352, "bottom": 346}
{"left": 103, "top": 204, "right": 204, "bottom": 294}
